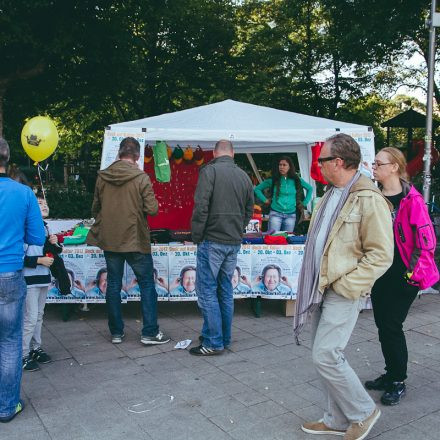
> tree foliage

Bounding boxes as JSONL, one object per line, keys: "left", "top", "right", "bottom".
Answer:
{"left": 0, "top": 0, "right": 436, "bottom": 164}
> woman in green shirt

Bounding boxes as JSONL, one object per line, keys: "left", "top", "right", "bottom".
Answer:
{"left": 254, "top": 156, "right": 313, "bottom": 232}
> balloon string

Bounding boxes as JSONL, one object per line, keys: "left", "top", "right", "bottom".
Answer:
{"left": 37, "top": 163, "right": 48, "bottom": 205}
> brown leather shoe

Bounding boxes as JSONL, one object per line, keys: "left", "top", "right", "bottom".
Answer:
{"left": 344, "top": 407, "right": 381, "bottom": 440}
{"left": 301, "top": 420, "right": 346, "bottom": 436}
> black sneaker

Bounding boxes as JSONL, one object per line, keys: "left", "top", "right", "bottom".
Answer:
{"left": 31, "top": 347, "right": 51, "bottom": 364}
{"left": 189, "top": 345, "right": 223, "bottom": 356}
{"left": 365, "top": 374, "right": 390, "bottom": 391}
{"left": 381, "top": 382, "right": 406, "bottom": 406}
{"left": 23, "top": 355, "right": 40, "bottom": 372}
{"left": 141, "top": 331, "right": 170, "bottom": 345}
{"left": 0, "top": 400, "right": 25, "bottom": 423}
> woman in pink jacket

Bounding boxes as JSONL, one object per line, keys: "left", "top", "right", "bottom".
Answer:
{"left": 365, "top": 147, "right": 439, "bottom": 406}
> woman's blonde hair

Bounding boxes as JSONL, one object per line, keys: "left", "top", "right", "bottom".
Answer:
{"left": 380, "top": 147, "right": 409, "bottom": 181}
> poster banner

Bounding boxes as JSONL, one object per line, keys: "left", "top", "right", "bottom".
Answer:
{"left": 343, "top": 130, "right": 375, "bottom": 166}
{"left": 44, "top": 245, "right": 310, "bottom": 304}
{"left": 233, "top": 245, "right": 252, "bottom": 298}
{"left": 82, "top": 247, "right": 127, "bottom": 303}
{"left": 152, "top": 245, "right": 169, "bottom": 300}
{"left": 124, "top": 246, "right": 169, "bottom": 301}
{"left": 101, "top": 128, "right": 145, "bottom": 170}
{"left": 47, "top": 247, "right": 87, "bottom": 303}
{"left": 290, "top": 245, "right": 305, "bottom": 300}
{"left": 251, "top": 245, "right": 294, "bottom": 299}
{"left": 168, "top": 245, "right": 197, "bottom": 301}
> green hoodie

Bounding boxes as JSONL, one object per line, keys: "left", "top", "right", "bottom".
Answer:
{"left": 254, "top": 176, "right": 313, "bottom": 214}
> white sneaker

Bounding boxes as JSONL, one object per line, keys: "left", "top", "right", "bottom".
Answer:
{"left": 111, "top": 333, "right": 125, "bottom": 344}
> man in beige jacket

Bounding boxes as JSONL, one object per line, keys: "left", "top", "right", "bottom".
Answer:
{"left": 295, "top": 134, "right": 393, "bottom": 440}
{"left": 88, "top": 137, "right": 169, "bottom": 346}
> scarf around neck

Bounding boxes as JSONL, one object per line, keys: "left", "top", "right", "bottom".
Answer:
{"left": 293, "top": 171, "right": 360, "bottom": 344}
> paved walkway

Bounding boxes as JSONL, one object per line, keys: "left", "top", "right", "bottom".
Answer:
{"left": 4, "top": 294, "right": 440, "bottom": 439}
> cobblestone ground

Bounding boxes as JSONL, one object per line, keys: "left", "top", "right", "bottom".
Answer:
{"left": 4, "top": 294, "right": 440, "bottom": 440}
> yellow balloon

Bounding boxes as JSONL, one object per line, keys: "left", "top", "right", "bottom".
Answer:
{"left": 21, "top": 116, "right": 59, "bottom": 163}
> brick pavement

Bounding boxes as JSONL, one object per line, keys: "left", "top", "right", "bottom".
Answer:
{"left": 3, "top": 294, "right": 440, "bottom": 440}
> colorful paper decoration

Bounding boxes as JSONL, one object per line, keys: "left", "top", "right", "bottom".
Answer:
{"left": 167, "top": 145, "right": 173, "bottom": 159}
{"left": 173, "top": 146, "right": 184, "bottom": 164}
{"left": 144, "top": 145, "right": 153, "bottom": 163}
{"left": 183, "top": 146, "right": 193, "bottom": 162}
{"left": 193, "top": 146, "right": 204, "bottom": 166}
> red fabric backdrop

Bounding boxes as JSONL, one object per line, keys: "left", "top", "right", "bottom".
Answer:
{"left": 144, "top": 151, "right": 213, "bottom": 230}
{"left": 310, "top": 142, "right": 328, "bottom": 185}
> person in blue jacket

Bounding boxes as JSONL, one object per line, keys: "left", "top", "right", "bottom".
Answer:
{"left": 254, "top": 156, "right": 313, "bottom": 232}
{"left": 0, "top": 138, "right": 45, "bottom": 423}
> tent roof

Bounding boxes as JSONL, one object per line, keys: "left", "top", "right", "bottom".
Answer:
{"left": 381, "top": 108, "right": 440, "bottom": 129}
{"left": 110, "top": 99, "right": 371, "bottom": 147}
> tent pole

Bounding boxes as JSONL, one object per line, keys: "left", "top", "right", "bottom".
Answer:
{"left": 246, "top": 153, "right": 263, "bottom": 183}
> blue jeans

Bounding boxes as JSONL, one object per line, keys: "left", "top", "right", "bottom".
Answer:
{"left": 196, "top": 241, "right": 241, "bottom": 350}
{"left": 0, "top": 271, "right": 26, "bottom": 418}
{"left": 104, "top": 252, "right": 159, "bottom": 337}
{"left": 268, "top": 210, "right": 296, "bottom": 232}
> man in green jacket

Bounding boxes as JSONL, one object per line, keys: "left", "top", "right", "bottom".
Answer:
{"left": 88, "top": 137, "right": 169, "bottom": 346}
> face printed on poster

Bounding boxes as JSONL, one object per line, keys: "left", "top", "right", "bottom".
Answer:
{"left": 124, "top": 246, "right": 169, "bottom": 300}
{"left": 83, "top": 248, "right": 127, "bottom": 303}
{"left": 47, "top": 247, "right": 86, "bottom": 302}
{"left": 233, "top": 245, "right": 252, "bottom": 298}
{"left": 251, "top": 245, "right": 294, "bottom": 299}
{"left": 168, "top": 245, "right": 197, "bottom": 301}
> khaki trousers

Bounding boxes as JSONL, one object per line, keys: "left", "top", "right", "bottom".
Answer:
{"left": 311, "top": 289, "right": 375, "bottom": 430}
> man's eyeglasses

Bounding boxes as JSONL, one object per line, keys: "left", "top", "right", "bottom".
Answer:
{"left": 317, "top": 156, "right": 340, "bottom": 164}
{"left": 371, "top": 162, "right": 392, "bottom": 168}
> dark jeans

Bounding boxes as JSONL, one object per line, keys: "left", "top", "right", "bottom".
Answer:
{"left": 104, "top": 251, "right": 159, "bottom": 337}
{"left": 371, "top": 267, "right": 419, "bottom": 382}
{"left": 196, "top": 240, "right": 241, "bottom": 350}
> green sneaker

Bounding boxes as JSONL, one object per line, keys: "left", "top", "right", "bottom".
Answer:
{"left": 0, "top": 400, "right": 25, "bottom": 423}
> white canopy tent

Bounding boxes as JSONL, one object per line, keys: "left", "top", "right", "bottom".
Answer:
{"left": 107, "top": 99, "right": 375, "bottom": 188}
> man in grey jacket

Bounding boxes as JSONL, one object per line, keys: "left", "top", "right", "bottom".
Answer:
{"left": 190, "top": 140, "right": 254, "bottom": 356}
